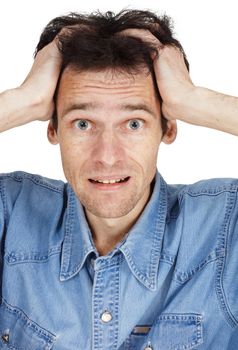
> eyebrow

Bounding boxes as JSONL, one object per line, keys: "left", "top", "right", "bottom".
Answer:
{"left": 61, "top": 102, "right": 157, "bottom": 119}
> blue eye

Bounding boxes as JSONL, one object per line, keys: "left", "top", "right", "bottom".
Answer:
{"left": 127, "top": 119, "right": 144, "bottom": 130}
{"left": 75, "top": 119, "right": 91, "bottom": 130}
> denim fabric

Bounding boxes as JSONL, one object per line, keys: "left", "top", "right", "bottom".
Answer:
{"left": 0, "top": 170, "right": 238, "bottom": 349}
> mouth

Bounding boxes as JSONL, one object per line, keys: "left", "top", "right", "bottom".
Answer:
{"left": 88, "top": 176, "right": 131, "bottom": 190}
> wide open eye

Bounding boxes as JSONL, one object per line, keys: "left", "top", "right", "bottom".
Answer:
{"left": 127, "top": 119, "right": 144, "bottom": 130}
{"left": 74, "top": 119, "right": 92, "bottom": 131}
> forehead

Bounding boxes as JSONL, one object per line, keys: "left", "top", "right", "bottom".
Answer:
{"left": 56, "top": 67, "right": 160, "bottom": 116}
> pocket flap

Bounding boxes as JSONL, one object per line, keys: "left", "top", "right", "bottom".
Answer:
{"left": 0, "top": 298, "right": 56, "bottom": 350}
{"left": 129, "top": 313, "right": 203, "bottom": 350}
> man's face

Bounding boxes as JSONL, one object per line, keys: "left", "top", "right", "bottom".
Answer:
{"left": 48, "top": 67, "right": 176, "bottom": 218}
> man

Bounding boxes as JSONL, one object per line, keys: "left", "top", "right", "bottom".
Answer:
{"left": 0, "top": 9, "right": 238, "bottom": 350}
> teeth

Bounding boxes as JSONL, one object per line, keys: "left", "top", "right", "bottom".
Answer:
{"left": 93, "top": 177, "right": 127, "bottom": 184}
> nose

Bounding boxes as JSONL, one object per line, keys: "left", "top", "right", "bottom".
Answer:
{"left": 91, "top": 129, "right": 125, "bottom": 167}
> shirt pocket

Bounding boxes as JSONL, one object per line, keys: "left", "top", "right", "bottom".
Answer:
{"left": 0, "top": 298, "right": 56, "bottom": 350}
{"left": 128, "top": 313, "right": 203, "bottom": 350}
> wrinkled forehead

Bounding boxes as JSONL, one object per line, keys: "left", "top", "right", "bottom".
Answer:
{"left": 56, "top": 66, "right": 160, "bottom": 116}
{"left": 59, "top": 65, "right": 154, "bottom": 89}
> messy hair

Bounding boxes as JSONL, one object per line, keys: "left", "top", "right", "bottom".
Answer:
{"left": 35, "top": 9, "right": 189, "bottom": 132}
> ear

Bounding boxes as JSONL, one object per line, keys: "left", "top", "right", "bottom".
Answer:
{"left": 47, "top": 120, "right": 59, "bottom": 145}
{"left": 161, "top": 120, "right": 177, "bottom": 144}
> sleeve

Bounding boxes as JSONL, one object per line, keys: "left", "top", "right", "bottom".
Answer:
{"left": 0, "top": 178, "right": 6, "bottom": 295}
{"left": 0, "top": 174, "right": 21, "bottom": 287}
{"left": 222, "top": 188, "right": 238, "bottom": 327}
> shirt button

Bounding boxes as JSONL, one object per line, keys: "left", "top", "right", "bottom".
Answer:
{"left": 144, "top": 347, "right": 153, "bottom": 350}
{"left": 1, "top": 333, "right": 9, "bottom": 343}
{"left": 101, "top": 310, "right": 113, "bottom": 323}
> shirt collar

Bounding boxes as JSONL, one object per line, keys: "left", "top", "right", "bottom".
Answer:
{"left": 59, "top": 186, "right": 97, "bottom": 282}
{"left": 119, "top": 170, "right": 167, "bottom": 291}
{"left": 60, "top": 170, "right": 168, "bottom": 291}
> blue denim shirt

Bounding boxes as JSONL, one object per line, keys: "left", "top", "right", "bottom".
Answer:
{"left": 0, "top": 170, "right": 238, "bottom": 349}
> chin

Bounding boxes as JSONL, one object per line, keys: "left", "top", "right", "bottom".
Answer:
{"left": 73, "top": 177, "right": 148, "bottom": 218}
{"left": 78, "top": 192, "right": 139, "bottom": 218}
{"left": 84, "top": 202, "right": 136, "bottom": 219}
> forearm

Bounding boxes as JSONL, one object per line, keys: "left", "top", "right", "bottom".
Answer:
{"left": 0, "top": 39, "right": 61, "bottom": 133}
{"left": 0, "top": 88, "right": 41, "bottom": 132}
{"left": 173, "top": 87, "right": 238, "bottom": 136}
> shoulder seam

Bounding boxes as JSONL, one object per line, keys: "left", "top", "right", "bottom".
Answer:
{"left": 215, "top": 190, "right": 238, "bottom": 328}
{"left": 0, "top": 172, "right": 64, "bottom": 194}
{"left": 184, "top": 184, "right": 238, "bottom": 197}
{"left": 0, "top": 177, "right": 8, "bottom": 226}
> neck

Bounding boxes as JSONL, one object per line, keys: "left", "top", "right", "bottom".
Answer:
{"left": 85, "top": 184, "right": 153, "bottom": 256}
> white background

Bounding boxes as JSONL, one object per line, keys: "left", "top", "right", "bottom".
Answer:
{"left": 0, "top": 0, "right": 237, "bottom": 184}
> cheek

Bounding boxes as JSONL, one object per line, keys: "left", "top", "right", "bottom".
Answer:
{"left": 57, "top": 126, "right": 89, "bottom": 160}
{"left": 127, "top": 130, "right": 160, "bottom": 166}
{"left": 57, "top": 123, "right": 161, "bottom": 172}
{"left": 58, "top": 139, "right": 83, "bottom": 176}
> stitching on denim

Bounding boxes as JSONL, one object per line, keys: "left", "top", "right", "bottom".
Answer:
{"left": 156, "top": 313, "right": 203, "bottom": 350}
{"left": 5, "top": 245, "right": 61, "bottom": 265}
{"left": 185, "top": 183, "right": 238, "bottom": 197}
{"left": 121, "top": 246, "right": 150, "bottom": 286}
{"left": 155, "top": 312, "right": 202, "bottom": 321}
{"left": 64, "top": 248, "right": 93, "bottom": 279}
{"left": 173, "top": 248, "right": 225, "bottom": 284}
{"left": 0, "top": 179, "right": 8, "bottom": 227}
{"left": 0, "top": 172, "right": 64, "bottom": 193}
{"left": 61, "top": 190, "right": 75, "bottom": 278}
{"left": 121, "top": 175, "right": 168, "bottom": 291}
{"left": 160, "top": 250, "right": 175, "bottom": 265}
{"left": 110, "top": 259, "right": 120, "bottom": 350}
{"left": 92, "top": 257, "right": 121, "bottom": 349}
{"left": 93, "top": 254, "right": 124, "bottom": 272}
{"left": 92, "top": 270, "right": 103, "bottom": 349}
{"left": 149, "top": 176, "right": 167, "bottom": 291}
{"left": 123, "top": 337, "right": 130, "bottom": 350}
{"left": 167, "top": 183, "right": 237, "bottom": 222}
{"left": 64, "top": 247, "right": 122, "bottom": 280}
{"left": 215, "top": 190, "right": 238, "bottom": 328}
{"left": 0, "top": 297, "right": 56, "bottom": 343}
{"left": 128, "top": 313, "right": 203, "bottom": 350}
{"left": 60, "top": 185, "right": 102, "bottom": 280}
{"left": 60, "top": 186, "right": 75, "bottom": 278}
{"left": 60, "top": 186, "right": 99, "bottom": 280}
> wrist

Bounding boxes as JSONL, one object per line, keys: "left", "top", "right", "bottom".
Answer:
{"left": 17, "top": 85, "right": 52, "bottom": 122}
{"left": 7, "top": 87, "right": 39, "bottom": 121}
{"left": 162, "top": 85, "right": 198, "bottom": 122}
{"left": 176, "top": 86, "right": 222, "bottom": 128}
{"left": 0, "top": 87, "right": 43, "bottom": 132}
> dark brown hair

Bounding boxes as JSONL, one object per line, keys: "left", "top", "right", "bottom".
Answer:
{"left": 35, "top": 9, "right": 189, "bottom": 132}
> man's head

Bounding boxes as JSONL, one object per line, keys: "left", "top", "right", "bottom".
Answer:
{"left": 35, "top": 9, "right": 189, "bottom": 132}
{"left": 35, "top": 10, "right": 188, "bottom": 218}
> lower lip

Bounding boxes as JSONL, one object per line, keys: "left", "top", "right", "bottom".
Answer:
{"left": 88, "top": 177, "right": 131, "bottom": 191}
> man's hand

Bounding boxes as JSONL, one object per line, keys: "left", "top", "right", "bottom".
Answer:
{"left": 20, "top": 37, "right": 62, "bottom": 122}
{"left": 120, "top": 28, "right": 195, "bottom": 122}
{"left": 121, "top": 28, "right": 238, "bottom": 136}
{"left": 152, "top": 44, "right": 195, "bottom": 121}
{"left": 0, "top": 37, "right": 62, "bottom": 132}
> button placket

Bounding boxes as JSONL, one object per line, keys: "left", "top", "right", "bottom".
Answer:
{"left": 92, "top": 255, "right": 121, "bottom": 349}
